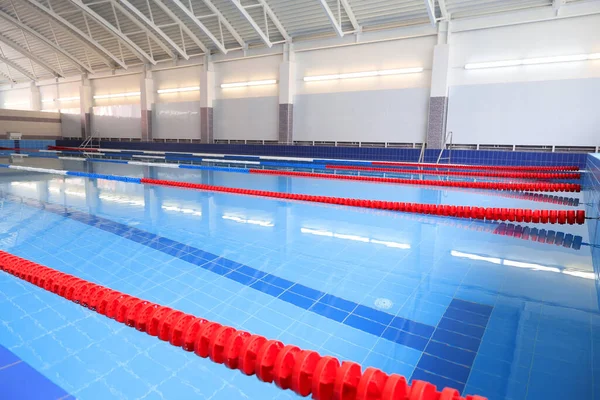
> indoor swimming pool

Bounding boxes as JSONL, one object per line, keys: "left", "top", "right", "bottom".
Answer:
{"left": 0, "top": 156, "right": 597, "bottom": 400}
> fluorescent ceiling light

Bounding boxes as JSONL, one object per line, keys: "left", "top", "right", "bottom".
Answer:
{"left": 450, "top": 250, "right": 502, "bottom": 264}
{"left": 222, "top": 215, "right": 274, "bottom": 227}
{"left": 93, "top": 91, "right": 141, "bottom": 99}
{"left": 465, "top": 60, "right": 522, "bottom": 70}
{"left": 43, "top": 96, "right": 80, "bottom": 103}
{"left": 300, "top": 227, "right": 410, "bottom": 249}
{"left": 522, "top": 54, "right": 588, "bottom": 65}
{"left": 3, "top": 101, "right": 29, "bottom": 106}
{"left": 220, "top": 79, "right": 277, "bottom": 88}
{"left": 562, "top": 270, "right": 595, "bottom": 280}
{"left": 502, "top": 260, "right": 560, "bottom": 273}
{"left": 304, "top": 67, "right": 423, "bottom": 82}
{"left": 162, "top": 204, "right": 202, "bottom": 216}
{"left": 10, "top": 182, "right": 37, "bottom": 189}
{"left": 465, "top": 53, "right": 600, "bottom": 69}
{"left": 157, "top": 86, "right": 200, "bottom": 94}
{"left": 99, "top": 193, "right": 144, "bottom": 206}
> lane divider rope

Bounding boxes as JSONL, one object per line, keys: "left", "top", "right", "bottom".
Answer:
{"left": 325, "top": 165, "right": 581, "bottom": 180}
{"left": 249, "top": 169, "right": 580, "bottom": 193}
{"left": 0, "top": 251, "right": 487, "bottom": 400}
{"left": 371, "top": 161, "right": 579, "bottom": 172}
{"left": 45, "top": 146, "right": 580, "bottom": 172}
{"left": 0, "top": 164, "right": 586, "bottom": 224}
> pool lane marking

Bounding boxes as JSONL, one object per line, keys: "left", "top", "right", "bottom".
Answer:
{"left": 3, "top": 193, "right": 495, "bottom": 392}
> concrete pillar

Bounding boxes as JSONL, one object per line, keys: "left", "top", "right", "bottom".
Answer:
{"left": 79, "top": 76, "right": 93, "bottom": 139}
{"left": 141, "top": 69, "right": 154, "bottom": 142}
{"left": 426, "top": 22, "right": 450, "bottom": 150}
{"left": 278, "top": 45, "right": 296, "bottom": 144}
{"left": 29, "top": 82, "right": 41, "bottom": 111}
{"left": 200, "top": 56, "right": 214, "bottom": 144}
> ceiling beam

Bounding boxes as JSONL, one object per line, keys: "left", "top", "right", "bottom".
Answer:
{"left": 171, "top": 0, "right": 228, "bottom": 53}
{"left": 0, "top": 9, "right": 91, "bottom": 73}
{"left": 255, "top": 0, "right": 290, "bottom": 41}
{"left": 67, "top": 0, "right": 157, "bottom": 65}
{"left": 0, "top": 55, "right": 35, "bottom": 80}
{"left": 201, "top": 0, "right": 246, "bottom": 48}
{"left": 339, "top": 0, "right": 359, "bottom": 31}
{"left": 117, "top": 0, "right": 189, "bottom": 59}
{"left": 110, "top": 0, "right": 177, "bottom": 59}
{"left": 150, "top": 0, "right": 208, "bottom": 53}
{"left": 0, "top": 68, "right": 16, "bottom": 83}
{"left": 438, "top": 0, "right": 448, "bottom": 20}
{"left": 230, "top": 0, "right": 271, "bottom": 47}
{"left": 0, "top": 33, "right": 64, "bottom": 77}
{"left": 317, "top": 0, "right": 343, "bottom": 37}
{"left": 424, "top": 0, "right": 437, "bottom": 26}
{"left": 21, "top": 0, "right": 126, "bottom": 69}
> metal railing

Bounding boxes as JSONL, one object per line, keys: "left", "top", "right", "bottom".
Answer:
{"left": 436, "top": 131, "right": 453, "bottom": 164}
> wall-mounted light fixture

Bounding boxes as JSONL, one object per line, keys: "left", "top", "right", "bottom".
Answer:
{"left": 157, "top": 86, "right": 200, "bottom": 94}
{"left": 465, "top": 53, "right": 600, "bottom": 70}
{"left": 93, "top": 91, "right": 141, "bottom": 99}
{"left": 2, "top": 101, "right": 29, "bottom": 107}
{"left": 220, "top": 79, "right": 277, "bottom": 88}
{"left": 42, "top": 96, "right": 80, "bottom": 103}
{"left": 303, "top": 67, "right": 424, "bottom": 82}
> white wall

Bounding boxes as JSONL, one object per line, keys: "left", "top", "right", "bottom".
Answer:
{"left": 154, "top": 66, "right": 201, "bottom": 104}
{"left": 153, "top": 101, "right": 201, "bottom": 139}
{"left": 214, "top": 96, "right": 279, "bottom": 140}
{"left": 91, "top": 104, "right": 141, "bottom": 138}
{"left": 294, "top": 37, "right": 435, "bottom": 143}
{"left": 0, "top": 109, "right": 61, "bottom": 136}
{"left": 92, "top": 74, "right": 142, "bottom": 107}
{"left": 295, "top": 88, "right": 429, "bottom": 143}
{"left": 0, "top": 88, "right": 31, "bottom": 110}
{"left": 39, "top": 81, "right": 81, "bottom": 112}
{"left": 447, "top": 78, "right": 600, "bottom": 146}
{"left": 448, "top": 14, "right": 600, "bottom": 146}
{"left": 1, "top": 12, "right": 599, "bottom": 145}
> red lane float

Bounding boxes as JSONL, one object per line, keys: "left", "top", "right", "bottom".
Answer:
{"left": 140, "top": 177, "right": 585, "bottom": 225}
{"left": 0, "top": 251, "right": 487, "bottom": 400}
{"left": 249, "top": 169, "right": 580, "bottom": 193}
{"left": 371, "top": 161, "right": 579, "bottom": 172}
{"left": 325, "top": 165, "right": 580, "bottom": 180}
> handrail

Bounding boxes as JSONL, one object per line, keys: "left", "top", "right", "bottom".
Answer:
{"left": 436, "top": 131, "right": 453, "bottom": 164}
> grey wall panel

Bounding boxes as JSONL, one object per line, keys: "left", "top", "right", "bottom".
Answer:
{"left": 213, "top": 97, "right": 278, "bottom": 140}
{"left": 60, "top": 112, "right": 81, "bottom": 138}
{"left": 447, "top": 78, "right": 600, "bottom": 146}
{"left": 293, "top": 89, "right": 429, "bottom": 143}
{"left": 91, "top": 105, "right": 141, "bottom": 138}
{"left": 153, "top": 101, "right": 201, "bottom": 139}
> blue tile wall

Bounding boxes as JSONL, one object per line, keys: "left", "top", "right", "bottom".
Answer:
{"left": 585, "top": 154, "right": 600, "bottom": 308}
{"left": 0, "top": 139, "right": 56, "bottom": 150}
{"left": 56, "top": 140, "right": 587, "bottom": 168}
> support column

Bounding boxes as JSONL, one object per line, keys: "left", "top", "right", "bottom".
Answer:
{"left": 426, "top": 22, "right": 450, "bottom": 149}
{"left": 29, "top": 82, "right": 41, "bottom": 111}
{"left": 79, "top": 76, "right": 93, "bottom": 139}
{"left": 278, "top": 45, "right": 296, "bottom": 144}
{"left": 200, "top": 56, "right": 214, "bottom": 144}
{"left": 141, "top": 69, "right": 154, "bottom": 142}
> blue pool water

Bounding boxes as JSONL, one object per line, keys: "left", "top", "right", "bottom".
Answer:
{"left": 0, "top": 157, "right": 597, "bottom": 400}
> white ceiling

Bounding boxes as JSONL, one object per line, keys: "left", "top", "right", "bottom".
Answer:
{"left": 0, "top": 0, "right": 595, "bottom": 84}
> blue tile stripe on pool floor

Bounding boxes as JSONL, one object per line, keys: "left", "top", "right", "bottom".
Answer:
{"left": 0, "top": 344, "right": 71, "bottom": 400}
{"left": 3, "top": 193, "right": 494, "bottom": 392}
{"left": 411, "top": 299, "right": 493, "bottom": 393}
